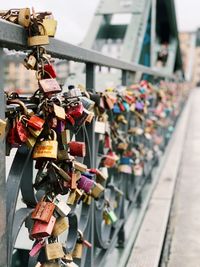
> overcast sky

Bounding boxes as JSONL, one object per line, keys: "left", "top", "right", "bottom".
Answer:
{"left": 0, "top": 0, "right": 199, "bottom": 44}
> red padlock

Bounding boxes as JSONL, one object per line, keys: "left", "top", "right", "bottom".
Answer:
{"left": 66, "top": 102, "right": 83, "bottom": 119}
{"left": 16, "top": 116, "right": 29, "bottom": 143}
{"left": 68, "top": 141, "right": 86, "bottom": 157}
{"left": 27, "top": 115, "right": 45, "bottom": 130}
{"left": 31, "top": 215, "right": 56, "bottom": 239}
{"left": 44, "top": 63, "right": 57, "bottom": 78}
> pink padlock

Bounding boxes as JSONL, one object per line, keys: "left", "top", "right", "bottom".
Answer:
{"left": 78, "top": 175, "right": 94, "bottom": 193}
{"left": 29, "top": 240, "right": 45, "bottom": 257}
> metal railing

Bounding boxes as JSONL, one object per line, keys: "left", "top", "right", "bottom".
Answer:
{"left": 0, "top": 18, "right": 176, "bottom": 267}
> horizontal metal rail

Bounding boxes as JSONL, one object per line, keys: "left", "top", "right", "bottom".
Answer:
{"left": 0, "top": 19, "right": 172, "bottom": 79}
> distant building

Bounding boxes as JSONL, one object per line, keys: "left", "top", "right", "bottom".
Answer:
{"left": 179, "top": 31, "right": 196, "bottom": 82}
{"left": 4, "top": 51, "right": 70, "bottom": 94}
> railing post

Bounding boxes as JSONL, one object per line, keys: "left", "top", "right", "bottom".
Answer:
{"left": 85, "top": 63, "right": 95, "bottom": 267}
{"left": 0, "top": 48, "right": 7, "bottom": 267}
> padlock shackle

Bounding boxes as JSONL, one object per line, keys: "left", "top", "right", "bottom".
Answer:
{"left": 7, "top": 99, "right": 28, "bottom": 116}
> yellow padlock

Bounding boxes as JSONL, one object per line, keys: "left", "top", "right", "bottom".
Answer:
{"left": 33, "top": 129, "right": 58, "bottom": 159}
{"left": 42, "top": 18, "right": 57, "bottom": 37}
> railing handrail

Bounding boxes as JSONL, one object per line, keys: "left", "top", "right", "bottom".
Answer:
{"left": 0, "top": 19, "right": 172, "bottom": 79}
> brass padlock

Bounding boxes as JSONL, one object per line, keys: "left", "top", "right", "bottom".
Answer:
{"left": 33, "top": 130, "right": 58, "bottom": 159}
{"left": 0, "top": 119, "right": 6, "bottom": 139}
{"left": 52, "top": 217, "right": 69, "bottom": 237}
{"left": 61, "top": 129, "right": 71, "bottom": 145}
{"left": 67, "top": 190, "right": 77, "bottom": 205}
{"left": 73, "top": 161, "right": 87, "bottom": 172}
{"left": 91, "top": 183, "right": 104, "bottom": 199}
{"left": 24, "top": 54, "right": 37, "bottom": 70}
{"left": 28, "top": 35, "right": 49, "bottom": 47}
{"left": 42, "top": 17, "right": 57, "bottom": 37}
{"left": 45, "top": 242, "right": 65, "bottom": 260}
{"left": 72, "top": 242, "right": 83, "bottom": 259}
{"left": 18, "top": 8, "right": 31, "bottom": 27}
{"left": 53, "top": 103, "right": 66, "bottom": 120}
{"left": 26, "top": 135, "right": 37, "bottom": 148}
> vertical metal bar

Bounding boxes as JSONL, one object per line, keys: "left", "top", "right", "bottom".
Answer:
{"left": 0, "top": 48, "right": 7, "bottom": 267}
{"left": 122, "top": 70, "right": 128, "bottom": 86}
{"left": 85, "top": 63, "right": 95, "bottom": 267}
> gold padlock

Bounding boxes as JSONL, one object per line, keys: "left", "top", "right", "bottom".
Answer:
{"left": 72, "top": 242, "right": 83, "bottom": 259}
{"left": 24, "top": 54, "right": 37, "bottom": 70}
{"left": 45, "top": 242, "right": 65, "bottom": 260}
{"left": 18, "top": 8, "right": 31, "bottom": 27}
{"left": 26, "top": 135, "right": 36, "bottom": 148}
{"left": 52, "top": 217, "right": 69, "bottom": 237}
{"left": 28, "top": 35, "right": 49, "bottom": 47}
{"left": 28, "top": 127, "right": 43, "bottom": 138}
{"left": 33, "top": 130, "right": 58, "bottom": 159}
{"left": 61, "top": 129, "right": 71, "bottom": 145}
{"left": 53, "top": 104, "right": 66, "bottom": 120}
{"left": 91, "top": 183, "right": 104, "bottom": 199}
{"left": 67, "top": 190, "right": 77, "bottom": 205}
{"left": 0, "top": 119, "right": 6, "bottom": 139}
{"left": 42, "top": 18, "right": 57, "bottom": 37}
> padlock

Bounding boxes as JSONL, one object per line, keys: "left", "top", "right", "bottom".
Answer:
{"left": 94, "top": 119, "right": 106, "bottom": 134}
{"left": 85, "top": 111, "right": 94, "bottom": 123}
{"left": 31, "top": 200, "right": 55, "bottom": 223}
{"left": 117, "top": 115, "right": 128, "bottom": 124}
{"left": 41, "top": 263, "right": 60, "bottom": 267}
{"left": 63, "top": 252, "right": 73, "bottom": 262}
{"left": 89, "top": 168, "right": 108, "bottom": 184}
{"left": 68, "top": 141, "right": 86, "bottom": 157}
{"left": 52, "top": 217, "right": 69, "bottom": 237}
{"left": 61, "top": 129, "right": 71, "bottom": 145}
{"left": 67, "top": 190, "right": 77, "bottom": 205}
{"left": 79, "top": 97, "right": 95, "bottom": 111}
{"left": 70, "top": 172, "right": 77, "bottom": 189}
{"left": 117, "top": 142, "right": 128, "bottom": 151}
{"left": 54, "top": 198, "right": 71, "bottom": 217}
{"left": 28, "top": 35, "right": 49, "bottom": 47}
{"left": 31, "top": 215, "right": 56, "bottom": 238}
{"left": 44, "top": 63, "right": 57, "bottom": 78}
{"left": 53, "top": 104, "right": 66, "bottom": 120}
{"left": 15, "top": 116, "right": 29, "bottom": 143}
{"left": 26, "top": 135, "right": 37, "bottom": 148}
{"left": 72, "top": 242, "right": 83, "bottom": 259}
{"left": 73, "top": 161, "right": 87, "bottom": 172}
{"left": 118, "top": 165, "right": 132, "bottom": 174}
{"left": 103, "top": 151, "right": 119, "bottom": 168}
{"left": 18, "top": 8, "right": 31, "bottom": 27}
{"left": 27, "top": 115, "right": 45, "bottom": 130}
{"left": 77, "top": 175, "right": 94, "bottom": 194}
{"left": 0, "top": 119, "right": 6, "bottom": 139}
{"left": 42, "top": 17, "right": 57, "bottom": 37}
{"left": 29, "top": 240, "right": 45, "bottom": 257}
{"left": 82, "top": 194, "right": 92, "bottom": 205}
{"left": 51, "top": 162, "right": 71, "bottom": 182}
{"left": 104, "top": 208, "right": 118, "bottom": 224}
{"left": 104, "top": 94, "right": 114, "bottom": 110}
{"left": 91, "top": 182, "right": 104, "bottom": 199}
{"left": 66, "top": 262, "right": 79, "bottom": 267}
{"left": 33, "top": 130, "right": 58, "bottom": 159}
{"left": 39, "top": 78, "right": 61, "bottom": 95}
{"left": 66, "top": 101, "right": 84, "bottom": 119}
{"left": 28, "top": 127, "right": 43, "bottom": 138}
{"left": 45, "top": 242, "right": 65, "bottom": 260}
{"left": 24, "top": 54, "right": 37, "bottom": 70}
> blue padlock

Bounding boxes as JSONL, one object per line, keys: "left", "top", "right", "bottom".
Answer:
{"left": 113, "top": 103, "right": 121, "bottom": 114}
{"left": 123, "top": 102, "right": 130, "bottom": 112}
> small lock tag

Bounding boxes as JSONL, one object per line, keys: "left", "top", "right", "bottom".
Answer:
{"left": 31, "top": 215, "right": 56, "bottom": 239}
{"left": 45, "top": 242, "right": 65, "bottom": 260}
{"left": 54, "top": 198, "right": 71, "bottom": 217}
{"left": 52, "top": 217, "right": 69, "bottom": 237}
